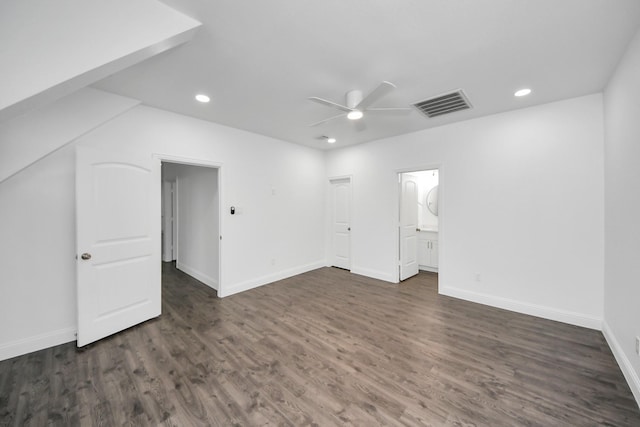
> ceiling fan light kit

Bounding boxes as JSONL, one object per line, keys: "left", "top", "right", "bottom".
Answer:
{"left": 347, "top": 110, "right": 363, "bottom": 120}
{"left": 308, "top": 81, "right": 411, "bottom": 127}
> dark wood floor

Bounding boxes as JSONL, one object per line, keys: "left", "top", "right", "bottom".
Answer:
{"left": 1, "top": 264, "right": 639, "bottom": 426}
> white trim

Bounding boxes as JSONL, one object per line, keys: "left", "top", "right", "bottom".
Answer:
{"left": 152, "top": 153, "right": 223, "bottom": 169}
{"left": 174, "top": 176, "right": 181, "bottom": 262}
{"left": 602, "top": 321, "right": 640, "bottom": 407}
{"left": 176, "top": 262, "right": 219, "bottom": 291}
{"left": 351, "top": 266, "right": 398, "bottom": 284}
{"left": 0, "top": 327, "right": 76, "bottom": 362}
{"left": 219, "top": 261, "right": 325, "bottom": 297}
{"left": 439, "top": 285, "right": 602, "bottom": 330}
{"left": 328, "top": 174, "right": 353, "bottom": 181}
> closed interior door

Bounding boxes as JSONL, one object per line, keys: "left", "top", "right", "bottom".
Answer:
{"left": 331, "top": 178, "right": 351, "bottom": 270}
{"left": 76, "top": 146, "right": 161, "bottom": 347}
{"left": 399, "top": 173, "right": 419, "bottom": 280}
{"left": 162, "top": 180, "right": 176, "bottom": 262}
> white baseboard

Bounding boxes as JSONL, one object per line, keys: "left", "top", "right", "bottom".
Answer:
{"left": 0, "top": 327, "right": 76, "bottom": 362}
{"left": 602, "top": 321, "right": 640, "bottom": 407}
{"left": 350, "top": 266, "right": 398, "bottom": 283}
{"left": 439, "top": 285, "right": 602, "bottom": 330}
{"left": 176, "top": 261, "right": 218, "bottom": 290}
{"left": 219, "top": 260, "right": 325, "bottom": 297}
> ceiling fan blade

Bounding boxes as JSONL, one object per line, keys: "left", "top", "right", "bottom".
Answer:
{"left": 356, "top": 81, "right": 396, "bottom": 110}
{"left": 308, "top": 97, "right": 351, "bottom": 112}
{"left": 308, "top": 113, "right": 347, "bottom": 127}
{"left": 366, "top": 107, "right": 412, "bottom": 112}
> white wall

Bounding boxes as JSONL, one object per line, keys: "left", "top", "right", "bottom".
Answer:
{"left": 173, "top": 164, "right": 220, "bottom": 290}
{"left": 0, "top": 91, "right": 326, "bottom": 360}
{"left": 414, "top": 170, "right": 439, "bottom": 230}
{"left": 326, "top": 94, "right": 605, "bottom": 329}
{"left": 603, "top": 26, "right": 640, "bottom": 404}
{"left": 0, "top": 144, "right": 78, "bottom": 359}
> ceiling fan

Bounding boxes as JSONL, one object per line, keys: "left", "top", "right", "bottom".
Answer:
{"left": 308, "top": 81, "right": 411, "bottom": 127}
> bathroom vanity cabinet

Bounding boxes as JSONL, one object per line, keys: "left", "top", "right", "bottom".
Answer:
{"left": 418, "top": 230, "right": 438, "bottom": 272}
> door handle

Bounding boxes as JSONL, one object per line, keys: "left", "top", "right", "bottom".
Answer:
{"left": 81, "top": 253, "right": 92, "bottom": 260}
{"left": 347, "top": 227, "right": 351, "bottom": 231}
{"left": 416, "top": 228, "right": 421, "bottom": 232}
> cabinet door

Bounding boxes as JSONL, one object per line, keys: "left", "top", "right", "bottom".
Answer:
{"left": 430, "top": 239, "right": 439, "bottom": 268}
{"left": 418, "top": 238, "right": 429, "bottom": 267}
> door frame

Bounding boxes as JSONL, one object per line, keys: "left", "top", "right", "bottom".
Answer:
{"left": 154, "top": 153, "right": 223, "bottom": 295}
{"left": 327, "top": 175, "right": 353, "bottom": 270}
{"left": 395, "top": 165, "right": 442, "bottom": 286}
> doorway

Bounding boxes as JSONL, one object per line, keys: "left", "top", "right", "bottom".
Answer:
{"left": 161, "top": 161, "right": 220, "bottom": 291}
{"left": 398, "top": 169, "right": 439, "bottom": 281}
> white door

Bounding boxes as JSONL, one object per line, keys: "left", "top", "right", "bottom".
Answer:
{"left": 399, "top": 173, "right": 419, "bottom": 280}
{"left": 331, "top": 178, "right": 351, "bottom": 270}
{"left": 76, "top": 146, "right": 161, "bottom": 347}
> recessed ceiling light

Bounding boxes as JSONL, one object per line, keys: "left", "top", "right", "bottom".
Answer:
{"left": 195, "top": 94, "right": 210, "bottom": 103}
{"left": 514, "top": 88, "right": 531, "bottom": 97}
{"left": 347, "top": 110, "right": 363, "bottom": 120}
{"left": 327, "top": 137, "right": 336, "bottom": 144}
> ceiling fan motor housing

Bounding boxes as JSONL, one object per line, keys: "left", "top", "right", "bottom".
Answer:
{"left": 346, "top": 90, "right": 363, "bottom": 109}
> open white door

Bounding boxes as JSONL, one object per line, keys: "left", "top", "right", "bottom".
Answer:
{"left": 331, "top": 178, "right": 351, "bottom": 270}
{"left": 399, "top": 173, "right": 419, "bottom": 280}
{"left": 76, "top": 146, "right": 160, "bottom": 347}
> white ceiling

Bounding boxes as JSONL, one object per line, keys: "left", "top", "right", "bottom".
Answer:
{"left": 93, "top": 0, "right": 640, "bottom": 150}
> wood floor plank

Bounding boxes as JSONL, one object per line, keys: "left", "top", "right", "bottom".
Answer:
{"left": 1, "top": 264, "right": 639, "bottom": 426}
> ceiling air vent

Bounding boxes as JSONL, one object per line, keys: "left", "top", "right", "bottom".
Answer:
{"left": 413, "top": 90, "right": 472, "bottom": 118}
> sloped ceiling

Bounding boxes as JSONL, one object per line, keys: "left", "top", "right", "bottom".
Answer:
{"left": 0, "top": 88, "right": 140, "bottom": 183}
{"left": 0, "top": 0, "right": 201, "bottom": 122}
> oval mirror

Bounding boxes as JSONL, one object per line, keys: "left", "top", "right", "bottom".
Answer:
{"left": 426, "top": 185, "right": 439, "bottom": 216}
